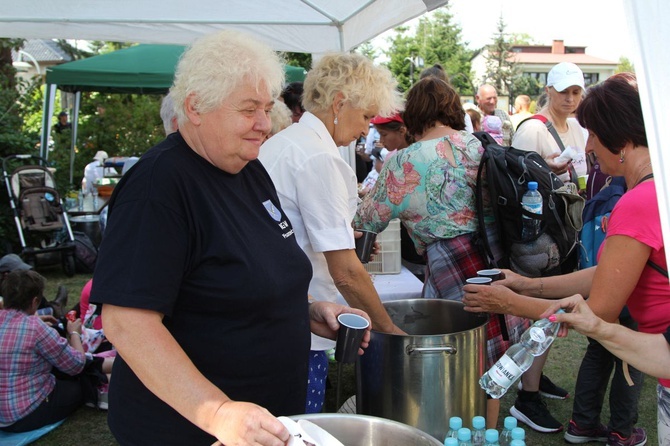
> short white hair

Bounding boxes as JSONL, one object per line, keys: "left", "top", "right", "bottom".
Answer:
{"left": 171, "top": 30, "right": 285, "bottom": 126}
{"left": 160, "top": 93, "right": 177, "bottom": 135}
{"left": 269, "top": 101, "right": 293, "bottom": 136}
{"left": 303, "top": 53, "right": 402, "bottom": 117}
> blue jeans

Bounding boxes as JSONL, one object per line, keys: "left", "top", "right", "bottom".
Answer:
{"left": 571, "top": 312, "right": 644, "bottom": 436}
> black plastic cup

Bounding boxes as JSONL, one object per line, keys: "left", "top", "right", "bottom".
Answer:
{"left": 475, "top": 269, "right": 509, "bottom": 340}
{"left": 335, "top": 313, "right": 370, "bottom": 364}
{"left": 477, "top": 268, "right": 504, "bottom": 282}
{"left": 465, "top": 277, "right": 493, "bottom": 285}
{"left": 355, "top": 230, "right": 377, "bottom": 264}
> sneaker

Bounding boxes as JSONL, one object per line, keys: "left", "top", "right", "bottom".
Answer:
{"left": 510, "top": 391, "right": 563, "bottom": 433}
{"left": 97, "top": 384, "right": 109, "bottom": 410}
{"left": 518, "top": 374, "right": 570, "bottom": 399}
{"left": 564, "top": 419, "right": 609, "bottom": 443}
{"left": 607, "top": 427, "right": 647, "bottom": 446}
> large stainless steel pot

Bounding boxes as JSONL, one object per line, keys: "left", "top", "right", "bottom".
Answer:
{"left": 357, "top": 299, "right": 488, "bottom": 442}
{"left": 69, "top": 214, "right": 102, "bottom": 247}
{"left": 289, "top": 413, "right": 442, "bottom": 445}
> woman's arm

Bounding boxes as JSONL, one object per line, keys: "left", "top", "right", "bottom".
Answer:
{"left": 462, "top": 283, "right": 569, "bottom": 320}
{"left": 323, "top": 249, "right": 404, "bottom": 335}
{"left": 586, "top": 234, "right": 651, "bottom": 322}
{"left": 102, "top": 305, "right": 289, "bottom": 446}
{"left": 462, "top": 267, "right": 595, "bottom": 320}
{"left": 497, "top": 267, "right": 595, "bottom": 299}
{"left": 542, "top": 296, "right": 670, "bottom": 379}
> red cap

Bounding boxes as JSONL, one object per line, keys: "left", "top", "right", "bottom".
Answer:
{"left": 371, "top": 112, "right": 403, "bottom": 125}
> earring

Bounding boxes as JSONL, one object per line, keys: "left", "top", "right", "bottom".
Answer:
{"left": 334, "top": 116, "right": 338, "bottom": 125}
{"left": 619, "top": 150, "right": 625, "bottom": 164}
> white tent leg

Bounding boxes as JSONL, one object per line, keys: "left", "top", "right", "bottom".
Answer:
{"left": 69, "top": 91, "right": 81, "bottom": 186}
{"left": 40, "top": 84, "right": 56, "bottom": 160}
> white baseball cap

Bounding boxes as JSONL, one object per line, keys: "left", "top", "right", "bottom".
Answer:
{"left": 93, "top": 150, "right": 109, "bottom": 162}
{"left": 547, "top": 62, "right": 585, "bottom": 92}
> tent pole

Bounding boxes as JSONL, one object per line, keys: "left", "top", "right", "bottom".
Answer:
{"left": 70, "top": 91, "right": 81, "bottom": 187}
{"left": 40, "top": 84, "right": 56, "bottom": 160}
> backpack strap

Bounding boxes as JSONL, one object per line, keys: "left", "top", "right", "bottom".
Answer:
{"left": 519, "top": 114, "right": 580, "bottom": 186}
{"left": 474, "top": 140, "right": 497, "bottom": 268}
{"left": 647, "top": 259, "right": 669, "bottom": 278}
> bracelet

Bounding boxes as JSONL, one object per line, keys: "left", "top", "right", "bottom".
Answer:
{"left": 539, "top": 278, "right": 544, "bottom": 297}
{"left": 69, "top": 332, "right": 82, "bottom": 341}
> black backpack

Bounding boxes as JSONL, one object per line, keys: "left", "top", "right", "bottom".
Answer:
{"left": 473, "top": 132, "right": 584, "bottom": 277}
{"left": 72, "top": 231, "right": 98, "bottom": 273}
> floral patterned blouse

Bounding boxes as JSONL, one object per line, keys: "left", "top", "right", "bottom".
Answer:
{"left": 354, "top": 131, "right": 485, "bottom": 255}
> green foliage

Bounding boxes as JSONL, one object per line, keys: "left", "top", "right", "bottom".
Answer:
{"left": 616, "top": 56, "right": 635, "bottom": 74}
{"left": 282, "top": 52, "right": 312, "bottom": 71}
{"left": 383, "top": 6, "right": 474, "bottom": 95}
{"left": 482, "top": 15, "right": 521, "bottom": 97}
{"left": 354, "top": 42, "right": 378, "bottom": 61}
{"left": 51, "top": 92, "right": 164, "bottom": 191}
{"left": 511, "top": 74, "right": 543, "bottom": 99}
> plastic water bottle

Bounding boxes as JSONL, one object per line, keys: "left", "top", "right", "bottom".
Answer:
{"left": 485, "top": 429, "right": 500, "bottom": 445}
{"left": 521, "top": 181, "right": 542, "bottom": 240}
{"left": 472, "top": 416, "right": 486, "bottom": 446}
{"left": 77, "top": 190, "right": 85, "bottom": 211}
{"left": 445, "top": 416, "right": 463, "bottom": 440}
{"left": 92, "top": 188, "right": 99, "bottom": 208}
{"left": 511, "top": 427, "right": 525, "bottom": 444}
{"left": 457, "top": 428, "right": 473, "bottom": 446}
{"left": 479, "top": 310, "right": 564, "bottom": 398}
{"left": 509, "top": 440, "right": 525, "bottom": 446}
{"left": 519, "top": 310, "right": 564, "bottom": 356}
{"left": 479, "top": 338, "right": 535, "bottom": 398}
{"left": 445, "top": 438, "right": 459, "bottom": 446}
{"left": 499, "top": 416, "right": 517, "bottom": 446}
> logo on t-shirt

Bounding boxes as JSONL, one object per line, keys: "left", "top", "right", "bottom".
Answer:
{"left": 262, "top": 199, "right": 282, "bottom": 222}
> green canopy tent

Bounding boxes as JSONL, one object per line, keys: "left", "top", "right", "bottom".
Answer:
{"left": 40, "top": 44, "right": 307, "bottom": 181}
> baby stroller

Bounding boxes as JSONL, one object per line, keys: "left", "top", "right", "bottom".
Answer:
{"left": 2, "top": 154, "right": 76, "bottom": 276}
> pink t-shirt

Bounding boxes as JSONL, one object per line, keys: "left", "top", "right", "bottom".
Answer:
{"left": 598, "top": 181, "right": 670, "bottom": 384}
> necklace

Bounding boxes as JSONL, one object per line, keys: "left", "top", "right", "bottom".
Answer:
{"left": 632, "top": 161, "right": 653, "bottom": 188}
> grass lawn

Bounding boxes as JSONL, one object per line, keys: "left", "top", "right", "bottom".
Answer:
{"left": 28, "top": 267, "right": 659, "bottom": 445}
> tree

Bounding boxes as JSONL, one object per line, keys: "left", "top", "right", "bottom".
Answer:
{"left": 481, "top": 15, "right": 520, "bottom": 99}
{"left": 282, "top": 52, "right": 312, "bottom": 71}
{"left": 355, "top": 42, "right": 377, "bottom": 61}
{"left": 0, "top": 38, "right": 43, "bottom": 247}
{"left": 616, "top": 56, "right": 635, "bottom": 74}
{"left": 382, "top": 6, "right": 474, "bottom": 94}
{"left": 510, "top": 75, "right": 543, "bottom": 100}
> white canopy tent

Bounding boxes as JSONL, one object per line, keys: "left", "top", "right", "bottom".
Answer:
{"left": 0, "top": 0, "right": 668, "bottom": 269}
{"left": 0, "top": 0, "right": 446, "bottom": 53}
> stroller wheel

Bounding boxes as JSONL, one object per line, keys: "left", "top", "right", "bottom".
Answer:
{"left": 62, "top": 253, "right": 76, "bottom": 277}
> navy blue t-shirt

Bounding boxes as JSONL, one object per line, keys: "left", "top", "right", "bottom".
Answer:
{"left": 92, "top": 133, "right": 313, "bottom": 445}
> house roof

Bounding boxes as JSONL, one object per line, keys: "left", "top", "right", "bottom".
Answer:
{"left": 12, "top": 39, "right": 72, "bottom": 63}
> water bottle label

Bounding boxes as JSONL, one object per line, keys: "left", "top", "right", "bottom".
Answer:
{"left": 529, "top": 327, "right": 547, "bottom": 343}
{"left": 489, "top": 355, "right": 523, "bottom": 388}
{"left": 521, "top": 202, "right": 542, "bottom": 218}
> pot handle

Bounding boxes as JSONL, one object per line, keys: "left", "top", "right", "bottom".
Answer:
{"left": 406, "top": 345, "right": 457, "bottom": 355}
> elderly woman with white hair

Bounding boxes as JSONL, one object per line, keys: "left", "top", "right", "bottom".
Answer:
{"left": 91, "top": 30, "right": 370, "bottom": 446}
{"left": 260, "top": 52, "right": 404, "bottom": 413}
